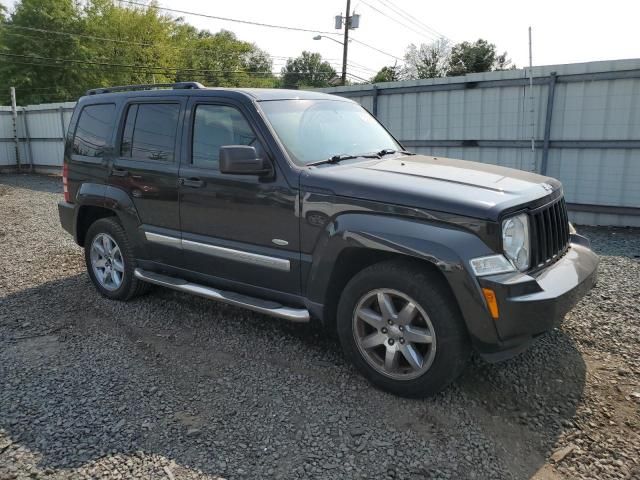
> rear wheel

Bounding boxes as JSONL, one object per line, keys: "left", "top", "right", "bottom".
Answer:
{"left": 337, "top": 260, "right": 470, "bottom": 397}
{"left": 84, "top": 217, "right": 149, "bottom": 300}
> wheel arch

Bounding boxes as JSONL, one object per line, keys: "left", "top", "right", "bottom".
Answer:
{"left": 304, "top": 213, "right": 501, "bottom": 347}
{"left": 74, "top": 183, "right": 141, "bottom": 247}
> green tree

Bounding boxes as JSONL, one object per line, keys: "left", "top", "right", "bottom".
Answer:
{"left": 447, "top": 39, "right": 512, "bottom": 76}
{"left": 81, "top": 0, "right": 180, "bottom": 87}
{"left": 0, "top": 0, "right": 86, "bottom": 104}
{"left": 371, "top": 65, "right": 402, "bottom": 83}
{"left": 174, "top": 28, "right": 274, "bottom": 87}
{"left": 404, "top": 38, "right": 450, "bottom": 79}
{"left": 280, "top": 51, "right": 336, "bottom": 89}
{"left": 0, "top": 0, "right": 277, "bottom": 104}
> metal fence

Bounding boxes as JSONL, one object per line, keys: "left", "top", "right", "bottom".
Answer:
{"left": 320, "top": 59, "right": 640, "bottom": 227}
{"left": 1, "top": 59, "right": 639, "bottom": 226}
{"left": 0, "top": 102, "right": 74, "bottom": 173}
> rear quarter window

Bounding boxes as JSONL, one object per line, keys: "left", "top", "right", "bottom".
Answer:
{"left": 72, "top": 104, "right": 116, "bottom": 158}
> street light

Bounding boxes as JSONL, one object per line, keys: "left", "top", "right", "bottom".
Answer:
{"left": 313, "top": 35, "right": 349, "bottom": 84}
{"left": 313, "top": 35, "right": 344, "bottom": 46}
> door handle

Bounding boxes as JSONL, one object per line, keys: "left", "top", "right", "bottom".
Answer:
{"left": 180, "top": 177, "right": 205, "bottom": 188}
{"left": 111, "top": 168, "right": 129, "bottom": 177}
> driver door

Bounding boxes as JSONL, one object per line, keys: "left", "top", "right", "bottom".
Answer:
{"left": 178, "top": 98, "right": 301, "bottom": 295}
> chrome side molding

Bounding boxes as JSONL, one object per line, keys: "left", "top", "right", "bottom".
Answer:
{"left": 182, "top": 239, "right": 290, "bottom": 272}
{"left": 144, "top": 231, "right": 181, "bottom": 248}
{"left": 144, "top": 231, "right": 290, "bottom": 272}
{"left": 134, "top": 268, "right": 309, "bottom": 323}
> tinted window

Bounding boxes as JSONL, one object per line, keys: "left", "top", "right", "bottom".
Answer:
{"left": 192, "top": 105, "right": 257, "bottom": 168}
{"left": 121, "top": 103, "right": 180, "bottom": 161}
{"left": 72, "top": 104, "right": 115, "bottom": 157}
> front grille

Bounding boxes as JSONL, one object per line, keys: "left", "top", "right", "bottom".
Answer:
{"left": 529, "top": 197, "right": 570, "bottom": 268}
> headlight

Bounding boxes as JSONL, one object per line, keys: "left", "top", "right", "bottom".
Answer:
{"left": 502, "top": 213, "right": 530, "bottom": 271}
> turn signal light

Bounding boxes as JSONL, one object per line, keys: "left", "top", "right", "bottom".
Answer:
{"left": 482, "top": 288, "right": 499, "bottom": 320}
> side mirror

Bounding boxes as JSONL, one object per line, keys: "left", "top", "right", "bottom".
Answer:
{"left": 219, "top": 146, "right": 271, "bottom": 176}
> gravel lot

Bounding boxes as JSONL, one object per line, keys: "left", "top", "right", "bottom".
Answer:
{"left": 0, "top": 173, "right": 638, "bottom": 480}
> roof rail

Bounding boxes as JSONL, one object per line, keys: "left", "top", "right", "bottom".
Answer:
{"left": 86, "top": 82, "right": 205, "bottom": 96}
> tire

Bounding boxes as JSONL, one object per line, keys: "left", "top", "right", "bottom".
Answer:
{"left": 84, "top": 217, "right": 150, "bottom": 301}
{"left": 337, "top": 260, "right": 471, "bottom": 397}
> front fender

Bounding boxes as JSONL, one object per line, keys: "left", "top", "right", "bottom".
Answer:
{"left": 305, "top": 213, "right": 501, "bottom": 347}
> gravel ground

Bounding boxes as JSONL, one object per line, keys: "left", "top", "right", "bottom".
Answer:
{"left": 0, "top": 173, "right": 638, "bottom": 480}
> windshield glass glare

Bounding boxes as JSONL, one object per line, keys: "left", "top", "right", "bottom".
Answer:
{"left": 259, "top": 99, "right": 400, "bottom": 165}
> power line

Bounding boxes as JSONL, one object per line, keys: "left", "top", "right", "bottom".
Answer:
{"left": 3, "top": 57, "right": 339, "bottom": 81}
{"left": 0, "top": 24, "right": 382, "bottom": 74}
{"left": 375, "top": 0, "right": 451, "bottom": 41}
{"left": 350, "top": 37, "right": 403, "bottom": 62}
{"left": 0, "top": 52, "right": 277, "bottom": 74}
{"left": 359, "top": 0, "right": 440, "bottom": 43}
{"left": 0, "top": 25, "right": 292, "bottom": 61}
{"left": 118, "top": 0, "right": 341, "bottom": 36}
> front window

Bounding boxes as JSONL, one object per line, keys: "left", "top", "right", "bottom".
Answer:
{"left": 259, "top": 99, "right": 400, "bottom": 165}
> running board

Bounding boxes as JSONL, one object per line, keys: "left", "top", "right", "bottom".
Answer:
{"left": 134, "top": 268, "right": 310, "bottom": 323}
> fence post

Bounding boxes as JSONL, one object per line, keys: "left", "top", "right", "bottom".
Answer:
{"left": 372, "top": 84, "right": 379, "bottom": 117}
{"left": 21, "top": 107, "right": 34, "bottom": 173}
{"left": 10, "top": 87, "right": 21, "bottom": 172}
{"left": 541, "top": 72, "right": 557, "bottom": 176}
{"left": 58, "top": 106, "right": 66, "bottom": 138}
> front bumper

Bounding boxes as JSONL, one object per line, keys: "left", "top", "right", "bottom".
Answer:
{"left": 475, "top": 235, "right": 599, "bottom": 361}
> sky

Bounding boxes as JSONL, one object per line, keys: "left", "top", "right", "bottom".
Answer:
{"left": 4, "top": 0, "right": 640, "bottom": 79}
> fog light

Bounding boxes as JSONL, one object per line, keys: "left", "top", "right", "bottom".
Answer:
{"left": 470, "top": 254, "right": 515, "bottom": 276}
{"left": 482, "top": 288, "right": 500, "bottom": 320}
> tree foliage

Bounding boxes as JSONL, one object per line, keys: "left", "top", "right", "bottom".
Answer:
{"left": 280, "top": 51, "right": 337, "bottom": 89}
{"left": 403, "top": 38, "right": 513, "bottom": 80}
{"left": 371, "top": 65, "right": 402, "bottom": 83}
{"left": 403, "top": 39, "right": 450, "bottom": 79}
{"left": 0, "top": 0, "right": 276, "bottom": 104}
{"left": 447, "top": 39, "right": 512, "bottom": 76}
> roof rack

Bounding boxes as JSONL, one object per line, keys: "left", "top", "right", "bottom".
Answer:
{"left": 86, "top": 82, "right": 205, "bottom": 96}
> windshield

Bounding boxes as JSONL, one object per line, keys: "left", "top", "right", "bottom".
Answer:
{"left": 259, "top": 99, "right": 401, "bottom": 165}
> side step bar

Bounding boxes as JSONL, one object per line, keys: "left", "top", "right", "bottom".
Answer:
{"left": 134, "top": 269, "right": 310, "bottom": 323}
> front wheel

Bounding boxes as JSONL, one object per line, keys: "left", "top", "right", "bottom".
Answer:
{"left": 337, "top": 260, "right": 471, "bottom": 397}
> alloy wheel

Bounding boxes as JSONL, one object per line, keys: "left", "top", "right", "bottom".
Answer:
{"left": 90, "top": 233, "right": 125, "bottom": 291}
{"left": 352, "top": 288, "right": 437, "bottom": 380}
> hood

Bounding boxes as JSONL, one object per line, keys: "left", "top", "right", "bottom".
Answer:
{"left": 300, "top": 155, "right": 562, "bottom": 221}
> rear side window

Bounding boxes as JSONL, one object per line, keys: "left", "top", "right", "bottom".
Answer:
{"left": 72, "top": 104, "right": 115, "bottom": 157}
{"left": 192, "top": 105, "right": 257, "bottom": 168}
{"left": 120, "top": 103, "right": 180, "bottom": 162}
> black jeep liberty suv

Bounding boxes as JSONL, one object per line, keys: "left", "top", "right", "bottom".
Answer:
{"left": 58, "top": 82, "right": 599, "bottom": 397}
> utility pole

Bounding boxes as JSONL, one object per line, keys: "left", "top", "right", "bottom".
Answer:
{"left": 341, "top": 0, "right": 351, "bottom": 86}
{"left": 10, "top": 87, "right": 21, "bottom": 173}
{"left": 334, "top": 0, "right": 359, "bottom": 85}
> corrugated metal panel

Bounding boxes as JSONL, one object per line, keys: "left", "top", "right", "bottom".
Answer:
{"left": 0, "top": 102, "right": 74, "bottom": 169}
{"left": 319, "top": 59, "right": 640, "bottom": 226}
{"left": 1, "top": 66, "right": 639, "bottom": 226}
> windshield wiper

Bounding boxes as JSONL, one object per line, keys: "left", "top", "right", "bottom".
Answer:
{"left": 307, "top": 153, "right": 380, "bottom": 167}
{"left": 377, "top": 148, "right": 416, "bottom": 157}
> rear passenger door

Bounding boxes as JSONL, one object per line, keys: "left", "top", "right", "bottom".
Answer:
{"left": 111, "top": 97, "right": 185, "bottom": 264}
